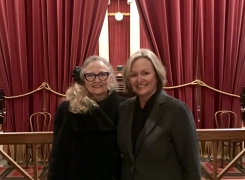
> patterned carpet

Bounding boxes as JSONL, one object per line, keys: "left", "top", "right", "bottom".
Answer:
{"left": 1, "top": 157, "right": 245, "bottom": 179}
{"left": 201, "top": 157, "right": 245, "bottom": 180}
{"left": 0, "top": 164, "right": 48, "bottom": 180}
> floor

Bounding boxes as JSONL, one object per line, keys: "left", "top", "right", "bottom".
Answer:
{"left": 0, "top": 155, "right": 7, "bottom": 166}
{"left": 1, "top": 154, "right": 245, "bottom": 179}
{"left": 200, "top": 156, "right": 245, "bottom": 180}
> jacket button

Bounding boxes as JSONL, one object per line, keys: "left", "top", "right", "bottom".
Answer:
{"left": 113, "top": 151, "right": 117, "bottom": 156}
{"left": 111, "top": 176, "right": 116, "bottom": 180}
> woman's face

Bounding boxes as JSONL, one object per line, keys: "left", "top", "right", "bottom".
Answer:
{"left": 84, "top": 60, "right": 111, "bottom": 101}
{"left": 130, "top": 58, "right": 157, "bottom": 101}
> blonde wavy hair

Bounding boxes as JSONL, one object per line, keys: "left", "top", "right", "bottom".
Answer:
{"left": 62, "top": 55, "right": 118, "bottom": 114}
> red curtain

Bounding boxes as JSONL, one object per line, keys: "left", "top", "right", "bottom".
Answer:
{"left": 136, "top": 0, "right": 199, "bottom": 126}
{"left": 140, "top": 19, "right": 152, "bottom": 50}
{"left": 137, "top": 0, "right": 245, "bottom": 128}
{"left": 0, "top": 0, "right": 108, "bottom": 132}
{"left": 1, "top": 0, "right": 245, "bottom": 131}
{"left": 199, "top": 0, "right": 245, "bottom": 128}
{"left": 108, "top": 0, "right": 130, "bottom": 71}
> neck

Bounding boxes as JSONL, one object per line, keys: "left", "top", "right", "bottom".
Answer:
{"left": 139, "top": 100, "right": 146, "bottom": 109}
{"left": 138, "top": 90, "right": 158, "bottom": 109}
{"left": 139, "top": 96, "right": 149, "bottom": 109}
{"left": 94, "top": 93, "right": 108, "bottom": 102}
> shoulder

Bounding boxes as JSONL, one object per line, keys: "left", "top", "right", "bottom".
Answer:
{"left": 154, "top": 91, "right": 192, "bottom": 117}
{"left": 158, "top": 90, "right": 186, "bottom": 107}
{"left": 158, "top": 91, "right": 193, "bottom": 118}
{"left": 119, "top": 96, "right": 136, "bottom": 107}
{"left": 53, "top": 101, "right": 73, "bottom": 133}
{"left": 54, "top": 101, "right": 72, "bottom": 119}
{"left": 117, "top": 95, "right": 127, "bottom": 104}
{"left": 108, "top": 90, "right": 127, "bottom": 104}
{"left": 57, "top": 101, "right": 70, "bottom": 112}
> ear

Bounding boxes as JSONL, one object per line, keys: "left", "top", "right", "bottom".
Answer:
{"left": 109, "top": 75, "right": 114, "bottom": 84}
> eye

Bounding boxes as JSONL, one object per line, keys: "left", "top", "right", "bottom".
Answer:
{"left": 86, "top": 73, "right": 95, "bottom": 78}
{"left": 130, "top": 73, "right": 137, "bottom": 77}
{"left": 143, "top": 71, "right": 150, "bottom": 75}
{"left": 99, "top": 72, "right": 108, "bottom": 77}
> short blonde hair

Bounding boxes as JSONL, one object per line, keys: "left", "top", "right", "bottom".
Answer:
{"left": 63, "top": 55, "right": 118, "bottom": 114}
{"left": 123, "top": 49, "right": 167, "bottom": 93}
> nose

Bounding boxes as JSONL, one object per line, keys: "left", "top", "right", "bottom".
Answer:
{"left": 136, "top": 75, "right": 142, "bottom": 82}
{"left": 94, "top": 76, "right": 100, "bottom": 82}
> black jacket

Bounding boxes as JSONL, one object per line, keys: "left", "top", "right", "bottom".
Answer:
{"left": 48, "top": 91, "right": 126, "bottom": 180}
{"left": 117, "top": 90, "right": 201, "bottom": 180}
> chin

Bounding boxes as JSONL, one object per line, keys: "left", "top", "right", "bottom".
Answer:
{"left": 135, "top": 88, "right": 147, "bottom": 93}
{"left": 92, "top": 90, "right": 107, "bottom": 95}
{"left": 135, "top": 92, "right": 146, "bottom": 96}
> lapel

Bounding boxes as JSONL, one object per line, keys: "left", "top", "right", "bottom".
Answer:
{"left": 123, "top": 97, "right": 136, "bottom": 161}
{"left": 135, "top": 91, "right": 166, "bottom": 156}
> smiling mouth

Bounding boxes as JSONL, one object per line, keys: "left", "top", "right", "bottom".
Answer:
{"left": 93, "top": 85, "right": 103, "bottom": 88}
{"left": 136, "top": 85, "right": 146, "bottom": 88}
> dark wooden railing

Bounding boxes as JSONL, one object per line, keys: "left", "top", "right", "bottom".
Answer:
{"left": 0, "top": 132, "right": 53, "bottom": 180}
{"left": 197, "top": 128, "right": 245, "bottom": 180}
{"left": 1, "top": 129, "right": 245, "bottom": 180}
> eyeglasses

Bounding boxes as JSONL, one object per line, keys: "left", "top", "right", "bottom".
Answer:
{"left": 84, "top": 72, "right": 110, "bottom": 82}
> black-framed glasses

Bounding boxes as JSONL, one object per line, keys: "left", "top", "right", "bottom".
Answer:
{"left": 84, "top": 72, "right": 110, "bottom": 82}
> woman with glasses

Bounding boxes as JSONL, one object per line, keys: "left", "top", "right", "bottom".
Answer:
{"left": 48, "top": 55, "right": 126, "bottom": 180}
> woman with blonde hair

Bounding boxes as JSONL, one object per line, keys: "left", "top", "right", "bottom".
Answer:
{"left": 48, "top": 55, "right": 126, "bottom": 180}
{"left": 117, "top": 49, "right": 200, "bottom": 180}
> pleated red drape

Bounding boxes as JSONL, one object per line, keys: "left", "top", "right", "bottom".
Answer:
{"left": 108, "top": 0, "right": 130, "bottom": 71}
{"left": 136, "top": 0, "right": 199, "bottom": 126}
{"left": 136, "top": 0, "right": 245, "bottom": 128}
{"left": 0, "top": 0, "right": 108, "bottom": 132}
{"left": 199, "top": 0, "right": 245, "bottom": 128}
{"left": 140, "top": 19, "right": 152, "bottom": 50}
{"left": 1, "top": 0, "right": 245, "bottom": 130}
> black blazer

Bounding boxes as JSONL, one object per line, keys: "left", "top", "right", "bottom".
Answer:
{"left": 117, "top": 90, "right": 201, "bottom": 180}
{"left": 48, "top": 91, "right": 126, "bottom": 180}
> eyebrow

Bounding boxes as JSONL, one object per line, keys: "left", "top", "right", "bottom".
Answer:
{"left": 130, "top": 69, "right": 150, "bottom": 73}
{"left": 85, "top": 71, "right": 109, "bottom": 73}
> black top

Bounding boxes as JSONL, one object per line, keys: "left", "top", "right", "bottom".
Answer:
{"left": 131, "top": 90, "right": 159, "bottom": 154}
{"left": 48, "top": 91, "right": 126, "bottom": 180}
